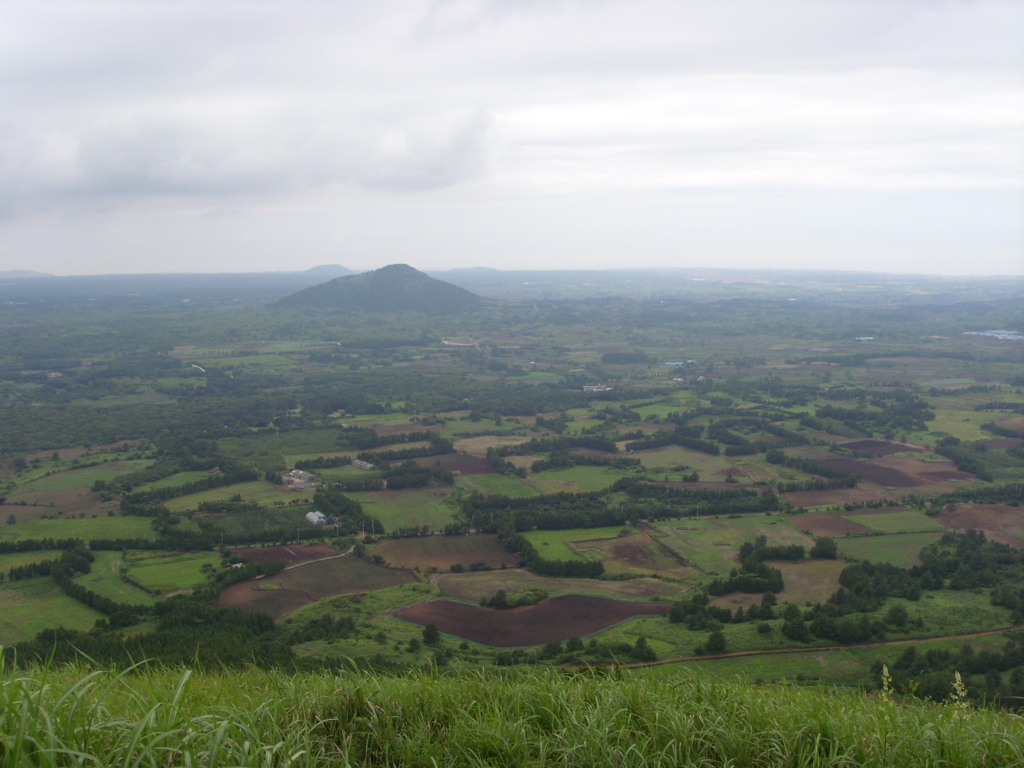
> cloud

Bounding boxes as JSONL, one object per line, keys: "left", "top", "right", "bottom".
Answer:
{"left": 0, "top": 0, "right": 1020, "bottom": 273}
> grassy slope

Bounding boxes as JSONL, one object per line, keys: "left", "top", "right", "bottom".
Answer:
{"left": 1, "top": 664, "right": 1021, "bottom": 767}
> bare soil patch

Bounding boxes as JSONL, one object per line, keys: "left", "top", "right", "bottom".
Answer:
{"left": 373, "top": 534, "right": 514, "bottom": 570}
{"left": 573, "top": 532, "right": 697, "bottom": 578}
{"left": 393, "top": 594, "right": 672, "bottom": 646}
{"left": 454, "top": 435, "right": 532, "bottom": 456}
{"left": 231, "top": 544, "right": 340, "bottom": 568}
{"left": 216, "top": 556, "right": 417, "bottom": 619}
{"left": 937, "top": 504, "right": 1024, "bottom": 549}
{"left": 838, "top": 439, "right": 923, "bottom": 456}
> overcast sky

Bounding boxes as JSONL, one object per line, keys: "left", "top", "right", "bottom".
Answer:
{"left": 0, "top": 0, "right": 1021, "bottom": 276}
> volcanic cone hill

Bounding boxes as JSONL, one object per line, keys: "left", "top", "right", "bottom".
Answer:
{"left": 278, "top": 264, "right": 481, "bottom": 314}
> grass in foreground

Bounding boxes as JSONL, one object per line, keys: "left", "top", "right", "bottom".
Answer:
{"left": 1, "top": 662, "right": 1021, "bottom": 767}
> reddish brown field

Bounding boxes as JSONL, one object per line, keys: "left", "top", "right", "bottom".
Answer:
{"left": 872, "top": 456, "right": 974, "bottom": 484}
{"left": 815, "top": 458, "right": 923, "bottom": 488}
{"left": 573, "top": 532, "right": 696, "bottom": 579}
{"left": 838, "top": 439, "right": 923, "bottom": 456}
{"left": 937, "top": 504, "right": 1024, "bottom": 549}
{"left": 372, "top": 534, "right": 513, "bottom": 570}
{"left": 393, "top": 595, "right": 672, "bottom": 646}
{"left": 783, "top": 487, "right": 888, "bottom": 507}
{"left": 788, "top": 507, "right": 917, "bottom": 536}
{"left": 231, "top": 544, "right": 339, "bottom": 567}
{"left": 411, "top": 453, "right": 492, "bottom": 475}
{"left": 980, "top": 438, "right": 1023, "bottom": 449}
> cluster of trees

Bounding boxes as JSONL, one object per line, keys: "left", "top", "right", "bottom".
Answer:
{"left": 118, "top": 468, "right": 259, "bottom": 509}
{"left": 529, "top": 450, "right": 640, "bottom": 473}
{"left": 479, "top": 588, "right": 547, "bottom": 609}
{"left": 765, "top": 449, "right": 859, "bottom": 490}
{"left": 670, "top": 592, "right": 778, "bottom": 630}
{"left": 933, "top": 436, "right": 994, "bottom": 481}
{"left": 357, "top": 435, "right": 454, "bottom": 463}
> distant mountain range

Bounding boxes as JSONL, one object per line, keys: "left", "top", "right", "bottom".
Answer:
{"left": 279, "top": 264, "right": 481, "bottom": 313}
{"left": 0, "top": 270, "right": 53, "bottom": 278}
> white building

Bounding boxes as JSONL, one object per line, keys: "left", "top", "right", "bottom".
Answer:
{"left": 305, "top": 510, "right": 328, "bottom": 526}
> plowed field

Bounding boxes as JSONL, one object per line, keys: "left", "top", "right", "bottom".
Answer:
{"left": 393, "top": 594, "right": 672, "bottom": 646}
{"left": 837, "top": 440, "right": 923, "bottom": 456}
{"left": 372, "top": 534, "right": 513, "bottom": 570}
{"left": 937, "top": 504, "right": 1024, "bottom": 549}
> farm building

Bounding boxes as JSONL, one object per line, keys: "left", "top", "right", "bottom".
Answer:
{"left": 352, "top": 459, "right": 377, "bottom": 471}
{"left": 583, "top": 384, "right": 613, "bottom": 392}
{"left": 305, "top": 510, "right": 328, "bottom": 526}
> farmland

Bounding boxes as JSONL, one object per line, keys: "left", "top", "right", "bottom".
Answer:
{"left": 436, "top": 568, "right": 684, "bottom": 603}
{"left": 371, "top": 534, "right": 514, "bottom": 571}
{"left": 124, "top": 551, "right": 223, "bottom": 594}
{"left": 652, "top": 515, "right": 814, "bottom": 574}
{"left": 838, "top": 532, "right": 945, "bottom": 566}
{"left": 523, "top": 526, "right": 636, "bottom": 562}
{"left": 393, "top": 595, "right": 673, "bottom": 646}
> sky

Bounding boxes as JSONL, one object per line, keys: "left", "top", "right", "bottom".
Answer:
{"left": 0, "top": 0, "right": 1021, "bottom": 276}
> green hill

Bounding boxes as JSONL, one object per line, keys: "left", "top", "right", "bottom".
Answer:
{"left": 279, "top": 263, "right": 481, "bottom": 313}
{"left": 5, "top": 663, "right": 1021, "bottom": 767}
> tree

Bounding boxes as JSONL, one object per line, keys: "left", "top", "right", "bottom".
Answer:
{"left": 6, "top": 514, "right": 15, "bottom": 525}
{"left": 705, "top": 631, "right": 727, "bottom": 654}
{"left": 632, "top": 636, "right": 657, "bottom": 662}
{"left": 810, "top": 537, "right": 838, "bottom": 559}
{"left": 886, "top": 604, "right": 908, "bottom": 628}
{"left": 407, "top": 637, "right": 421, "bottom": 652}
{"left": 565, "top": 635, "right": 584, "bottom": 653}
{"left": 422, "top": 623, "right": 441, "bottom": 645}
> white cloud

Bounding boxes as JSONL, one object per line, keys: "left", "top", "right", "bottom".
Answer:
{"left": 0, "top": 0, "right": 1020, "bottom": 274}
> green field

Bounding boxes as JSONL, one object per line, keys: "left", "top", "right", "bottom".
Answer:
{"left": 163, "top": 480, "right": 300, "bottom": 511}
{"left": 16, "top": 460, "right": 153, "bottom": 492}
{"left": 125, "top": 551, "right": 222, "bottom": 594}
{"left": 523, "top": 526, "right": 636, "bottom": 562}
{"left": 350, "top": 489, "right": 457, "bottom": 531}
{"left": 77, "top": 551, "right": 159, "bottom": 606}
{"left": 0, "top": 549, "right": 63, "bottom": 572}
{"left": 529, "top": 464, "right": 632, "bottom": 493}
{"left": 0, "top": 577, "right": 105, "bottom": 644}
{"left": 456, "top": 474, "right": 542, "bottom": 497}
{"left": 652, "top": 514, "right": 814, "bottom": 574}
{"left": 838, "top": 532, "right": 945, "bottom": 566}
{"left": 0, "top": 516, "right": 156, "bottom": 542}
{"left": 138, "top": 471, "right": 214, "bottom": 491}
{"left": 844, "top": 511, "right": 947, "bottom": 533}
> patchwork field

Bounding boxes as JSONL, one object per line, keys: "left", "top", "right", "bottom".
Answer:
{"left": 216, "top": 556, "right": 418, "bottom": 619}
{"left": 572, "top": 531, "right": 697, "bottom": 578}
{"left": 523, "top": 526, "right": 635, "bottom": 562}
{"left": 455, "top": 474, "right": 541, "bottom": 497}
{"left": 937, "top": 504, "right": 1024, "bottom": 549}
{"left": 837, "top": 440, "right": 923, "bottom": 456}
{"left": 528, "top": 465, "right": 633, "bottom": 493}
{"left": 783, "top": 487, "right": 889, "bottom": 508}
{"left": 652, "top": 515, "right": 814, "bottom": 574}
{"left": 436, "top": 568, "right": 684, "bottom": 603}
{"left": 372, "top": 534, "right": 514, "bottom": 571}
{"left": 838, "top": 532, "right": 944, "bottom": 567}
{"left": 393, "top": 594, "right": 673, "bottom": 646}
{"left": 787, "top": 511, "right": 872, "bottom": 537}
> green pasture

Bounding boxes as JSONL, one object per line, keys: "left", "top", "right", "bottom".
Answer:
{"left": 529, "top": 465, "right": 631, "bottom": 493}
{"left": 0, "top": 515, "right": 155, "bottom": 542}
{"left": 283, "top": 452, "right": 355, "bottom": 469}
{"left": 0, "top": 550, "right": 63, "bottom": 573}
{"left": 125, "top": 551, "right": 222, "bottom": 594}
{"left": 163, "top": 480, "right": 300, "bottom": 512}
{"left": 843, "top": 511, "right": 947, "bottom": 533}
{"left": 138, "top": 471, "right": 214, "bottom": 491}
{"left": 522, "top": 526, "right": 635, "bottom": 562}
{"left": 77, "top": 552, "right": 158, "bottom": 606}
{"left": 219, "top": 430, "right": 349, "bottom": 471}
{"left": 19, "top": 460, "right": 152, "bottom": 492}
{"left": 455, "top": 474, "right": 541, "bottom": 498}
{"left": 630, "top": 445, "right": 736, "bottom": 476}
{"left": 927, "top": 409, "right": 996, "bottom": 443}
{"left": 0, "top": 577, "right": 105, "bottom": 644}
{"left": 639, "top": 647, "right": 872, "bottom": 687}
{"left": 652, "top": 514, "right": 814, "bottom": 575}
{"left": 838, "top": 532, "right": 945, "bottom": 566}
{"left": 351, "top": 489, "right": 456, "bottom": 532}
